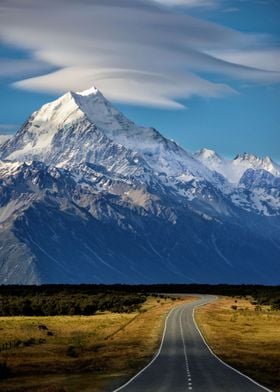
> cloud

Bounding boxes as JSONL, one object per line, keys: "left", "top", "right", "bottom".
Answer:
{"left": 15, "top": 66, "right": 235, "bottom": 109}
{"left": 153, "top": 0, "right": 220, "bottom": 7}
{"left": 0, "top": 0, "right": 279, "bottom": 108}
{"left": 0, "top": 59, "right": 54, "bottom": 80}
{"left": 222, "top": 7, "right": 239, "bottom": 13}
{"left": 208, "top": 48, "right": 280, "bottom": 73}
{"left": 0, "top": 124, "right": 19, "bottom": 134}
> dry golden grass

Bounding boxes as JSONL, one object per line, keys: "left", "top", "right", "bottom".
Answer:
{"left": 195, "top": 296, "right": 280, "bottom": 392}
{"left": 0, "top": 295, "right": 197, "bottom": 392}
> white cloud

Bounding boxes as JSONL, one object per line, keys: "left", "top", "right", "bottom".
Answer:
{"left": 15, "top": 66, "right": 235, "bottom": 109}
{"left": 153, "top": 0, "right": 219, "bottom": 7}
{"left": 208, "top": 48, "right": 280, "bottom": 73}
{"left": 0, "top": 59, "right": 54, "bottom": 80}
{"left": 0, "top": 0, "right": 279, "bottom": 108}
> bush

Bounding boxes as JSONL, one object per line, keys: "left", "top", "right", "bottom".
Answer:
{"left": 0, "top": 288, "right": 146, "bottom": 316}
{"left": 0, "top": 362, "right": 11, "bottom": 379}
{"left": 66, "top": 345, "right": 78, "bottom": 358}
{"left": 270, "top": 297, "right": 280, "bottom": 310}
{"left": 23, "top": 337, "right": 36, "bottom": 346}
{"left": 255, "top": 305, "right": 262, "bottom": 313}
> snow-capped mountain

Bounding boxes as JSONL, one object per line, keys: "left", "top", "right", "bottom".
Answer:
{"left": 0, "top": 87, "right": 279, "bottom": 285}
{"left": 0, "top": 134, "right": 12, "bottom": 146}
{"left": 1, "top": 87, "right": 213, "bottom": 181}
{"left": 196, "top": 148, "right": 280, "bottom": 184}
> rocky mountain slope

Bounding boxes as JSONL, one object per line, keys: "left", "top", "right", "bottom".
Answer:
{"left": 0, "top": 87, "right": 279, "bottom": 284}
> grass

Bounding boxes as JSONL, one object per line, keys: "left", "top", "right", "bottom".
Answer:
{"left": 195, "top": 296, "right": 280, "bottom": 392}
{"left": 0, "top": 295, "right": 197, "bottom": 392}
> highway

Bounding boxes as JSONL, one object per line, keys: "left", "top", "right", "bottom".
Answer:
{"left": 112, "top": 295, "right": 271, "bottom": 392}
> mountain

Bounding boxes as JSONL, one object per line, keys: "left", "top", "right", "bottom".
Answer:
{"left": 1, "top": 87, "right": 213, "bottom": 181}
{"left": 0, "top": 87, "right": 279, "bottom": 285}
{"left": 0, "top": 134, "right": 12, "bottom": 147}
{"left": 196, "top": 148, "right": 280, "bottom": 183}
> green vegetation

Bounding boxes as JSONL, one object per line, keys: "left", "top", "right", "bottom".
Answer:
{"left": 139, "top": 284, "right": 280, "bottom": 309}
{"left": 0, "top": 286, "right": 146, "bottom": 316}
{"left": 0, "top": 284, "right": 279, "bottom": 315}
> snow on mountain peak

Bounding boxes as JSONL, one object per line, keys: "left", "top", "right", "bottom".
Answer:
{"left": 195, "top": 148, "right": 222, "bottom": 162}
{"left": 197, "top": 148, "right": 280, "bottom": 185}
{"left": 233, "top": 153, "right": 280, "bottom": 178}
{"left": 263, "top": 156, "right": 272, "bottom": 165}
{"left": 234, "top": 153, "right": 258, "bottom": 164}
{"left": 0, "top": 91, "right": 86, "bottom": 163}
{"left": 0, "top": 85, "right": 217, "bottom": 187}
{"left": 1, "top": 85, "right": 279, "bottom": 214}
{"left": 194, "top": 148, "right": 234, "bottom": 182}
{"left": 75, "top": 86, "right": 99, "bottom": 96}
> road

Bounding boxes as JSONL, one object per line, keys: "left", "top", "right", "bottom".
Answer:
{"left": 113, "top": 295, "right": 271, "bottom": 392}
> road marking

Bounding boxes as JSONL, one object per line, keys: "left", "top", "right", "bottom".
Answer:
{"left": 112, "top": 302, "right": 185, "bottom": 391}
{"left": 192, "top": 296, "right": 273, "bottom": 392}
{"left": 113, "top": 295, "right": 271, "bottom": 392}
{"left": 179, "top": 307, "right": 193, "bottom": 391}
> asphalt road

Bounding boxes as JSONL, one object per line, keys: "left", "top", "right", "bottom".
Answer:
{"left": 113, "top": 295, "right": 271, "bottom": 392}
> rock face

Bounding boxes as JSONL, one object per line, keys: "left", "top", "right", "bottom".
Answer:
{"left": 0, "top": 87, "right": 279, "bottom": 284}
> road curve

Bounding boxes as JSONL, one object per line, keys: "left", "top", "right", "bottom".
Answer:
{"left": 112, "top": 295, "right": 271, "bottom": 392}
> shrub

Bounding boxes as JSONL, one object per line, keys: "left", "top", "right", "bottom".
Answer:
{"left": 0, "top": 362, "right": 11, "bottom": 379}
{"left": 23, "top": 338, "right": 36, "bottom": 346}
{"left": 66, "top": 345, "right": 78, "bottom": 358}
{"left": 255, "top": 305, "right": 262, "bottom": 313}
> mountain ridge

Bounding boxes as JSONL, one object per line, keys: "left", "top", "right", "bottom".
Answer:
{"left": 0, "top": 87, "right": 279, "bottom": 284}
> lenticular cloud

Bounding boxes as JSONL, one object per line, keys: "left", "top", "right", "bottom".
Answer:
{"left": 0, "top": 0, "right": 279, "bottom": 108}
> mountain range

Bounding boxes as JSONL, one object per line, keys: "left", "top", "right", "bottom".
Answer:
{"left": 0, "top": 86, "right": 279, "bottom": 284}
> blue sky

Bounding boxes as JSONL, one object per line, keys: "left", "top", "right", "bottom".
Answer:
{"left": 0, "top": 0, "right": 279, "bottom": 161}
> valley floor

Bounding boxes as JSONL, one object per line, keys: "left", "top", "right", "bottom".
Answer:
{"left": 1, "top": 295, "right": 279, "bottom": 392}
{"left": 195, "top": 296, "right": 280, "bottom": 392}
{"left": 0, "top": 296, "right": 196, "bottom": 392}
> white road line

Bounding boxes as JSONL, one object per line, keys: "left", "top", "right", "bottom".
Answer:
{"left": 113, "top": 295, "right": 271, "bottom": 392}
{"left": 192, "top": 297, "right": 273, "bottom": 392}
{"left": 112, "top": 303, "right": 183, "bottom": 391}
{"left": 179, "top": 307, "right": 193, "bottom": 390}
{"left": 179, "top": 307, "right": 189, "bottom": 366}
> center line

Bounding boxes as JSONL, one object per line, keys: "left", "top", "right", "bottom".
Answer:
{"left": 180, "top": 308, "right": 193, "bottom": 390}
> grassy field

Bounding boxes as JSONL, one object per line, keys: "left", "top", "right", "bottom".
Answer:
{"left": 195, "top": 296, "right": 280, "bottom": 392}
{"left": 0, "top": 295, "right": 196, "bottom": 392}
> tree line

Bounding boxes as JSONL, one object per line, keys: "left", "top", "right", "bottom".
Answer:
{"left": 0, "top": 283, "right": 279, "bottom": 316}
{"left": 0, "top": 290, "right": 146, "bottom": 316}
